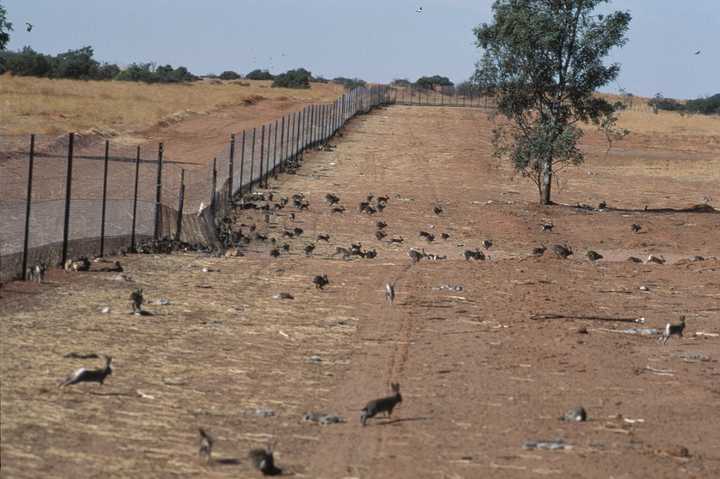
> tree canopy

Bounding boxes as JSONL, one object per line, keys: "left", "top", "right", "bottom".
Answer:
{"left": 474, "top": 0, "right": 631, "bottom": 204}
{"left": 0, "top": 3, "right": 12, "bottom": 52}
{"left": 416, "top": 75, "right": 454, "bottom": 90}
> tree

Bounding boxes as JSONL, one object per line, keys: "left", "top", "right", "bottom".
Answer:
{"left": 416, "top": 75, "right": 453, "bottom": 90}
{"left": 246, "top": 69, "right": 274, "bottom": 80}
{"left": 333, "top": 77, "right": 367, "bottom": 90}
{"left": 272, "top": 68, "right": 312, "bottom": 89}
{"left": 2, "top": 46, "right": 52, "bottom": 76}
{"left": 51, "top": 46, "right": 99, "bottom": 79}
{"left": 474, "top": 0, "right": 631, "bottom": 204}
{"left": 219, "top": 70, "right": 241, "bottom": 80}
{"left": 0, "top": 3, "right": 12, "bottom": 51}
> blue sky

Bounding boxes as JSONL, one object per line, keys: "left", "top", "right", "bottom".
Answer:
{"left": 3, "top": 0, "right": 718, "bottom": 99}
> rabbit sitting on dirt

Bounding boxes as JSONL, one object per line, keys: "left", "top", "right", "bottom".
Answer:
{"left": 361, "top": 383, "right": 402, "bottom": 426}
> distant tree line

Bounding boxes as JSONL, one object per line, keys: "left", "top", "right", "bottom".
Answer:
{"left": 0, "top": 46, "right": 197, "bottom": 83}
{"left": 649, "top": 93, "right": 720, "bottom": 116}
{"left": 392, "top": 76, "right": 486, "bottom": 96}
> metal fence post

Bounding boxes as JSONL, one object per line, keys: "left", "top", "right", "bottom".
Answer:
{"left": 153, "top": 143, "right": 164, "bottom": 240}
{"left": 249, "top": 128, "right": 256, "bottom": 192}
{"left": 228, "top": 133, "right": 236, "bottom": 202}
{"left": 21, "top": 134, "right": 35, "bottom": 280}
{"left": 272, "top": 119, "right": 279, "bottom": 180}
{"left": 211, "top": 157, "right": 217, "bottom": 214}
{"left": 61, "top": 132, "right": 75, "bottom": 266}
{"left": 296, "top": 110, "right": 301, "bottom": 155}
{"left": 176, "top": 169, "right": 185, "bottom": 241}
{"left": 265, "top": 122, "right": 272, "bottom": 187}
{"left": 259, "top": 124, "right": 265, "bottom": 189}
{"left": 278, "top": 116, "right": 285, "bottom": 176}
{"left": 239, "top": 130, "right": 246, "bottom": 195}
{"left": 99, "top": 140, "right": 110, "bottom": 257}
{"left": 130, "top": 146, "right": 140, "bottom": 252}
{"left": 299, "top": 108, "right": 305, "bottom": 153}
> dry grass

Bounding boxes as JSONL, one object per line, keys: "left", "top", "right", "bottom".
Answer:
{"left": 615, "top": 109, "right": 720, "bottom": 138}
{"left": 0, "top": 76, "right": 344, "bottom": 136}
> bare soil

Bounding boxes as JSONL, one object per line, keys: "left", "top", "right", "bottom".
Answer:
{"left": 1, "top": 106, "right": 719, "bottom": 478}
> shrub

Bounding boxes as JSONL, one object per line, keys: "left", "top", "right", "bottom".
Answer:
{"left": 455, "top": 81, "right": 482, "bottom": 96}
{"left": 1, "top": 47, "right": 52, "bottom": 76}
{"left": 50, "top": 46, "right": 99, "bottom": 79}
{"left": 391, "top": 78, "right": 411, "bottom": 87}
{"left": 415, "top": 75, "right": 454, "bottom": 90}
{"left": 219, "top": 70, "right": 241, "bottom": 80}
{"left": 114, "top": 63, "right": 155, "bottom": 82}
{"left": 332, "top": 77, "right": 367, "bottom": 90}
{"left": 686, "top": 93, "right": 720, "bottom": 115}
{"left": 272, "top": 68, "right": 312, "bottom": 89}
{"left": 114, "top": 62, "right": 196, "bottom": 83}
{"left": 96, "top": 62, "right": 120, "bottom": 80}
{"left": 648, "top": 93, "right": 684, "bottom": 113}
{"left": 246, "top": 69, "right": 274, "bottom": 80}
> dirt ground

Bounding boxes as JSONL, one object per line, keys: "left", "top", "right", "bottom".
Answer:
{"left": 1, "top": 106, "right": 719, "bottom": 478}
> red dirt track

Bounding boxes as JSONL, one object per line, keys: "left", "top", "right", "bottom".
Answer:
{"left": 1, "top": 105, "right": 719, "bottom": 478}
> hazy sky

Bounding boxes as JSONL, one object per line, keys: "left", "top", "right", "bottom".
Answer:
{"left": 3, "top": 0, "right": 718, "bottom": 99}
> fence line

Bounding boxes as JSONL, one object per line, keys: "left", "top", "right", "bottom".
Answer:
{"left": 0, "top": 85, "right": 407, "bottom": 281}
{"left": 0, "top": 86, "right": 500, "bottom": 281}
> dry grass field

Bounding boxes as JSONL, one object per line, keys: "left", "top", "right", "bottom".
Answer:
{"left": 1, "top": 104, "right": 719, "bottom": 478}
{"left": 0, "top": 75, "right": 343, "bottom": 141}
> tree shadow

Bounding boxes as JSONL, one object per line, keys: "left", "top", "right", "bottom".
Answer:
{"left": 560, "top": 202, "right": 718, "bottom": 215}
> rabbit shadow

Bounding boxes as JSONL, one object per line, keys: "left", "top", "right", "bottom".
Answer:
{"left": 374, "top": 416, "right": 431, "bottom": 426}
{"left": 212, "top": 458, "right": 241, "bottom": 466}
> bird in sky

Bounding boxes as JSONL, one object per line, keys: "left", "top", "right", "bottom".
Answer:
{"left": 26, "top": 22, "right": 33, "bottom": 32}
{"left": 416, "top": 6, "right": 423, "bottom": 14}
{"left": 694, "top": 50, "right": 701, "bottom": 55}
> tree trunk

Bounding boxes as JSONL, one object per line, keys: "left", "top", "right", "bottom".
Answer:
{"left": 541, "top": 158, "right": 553, "bottom": 205}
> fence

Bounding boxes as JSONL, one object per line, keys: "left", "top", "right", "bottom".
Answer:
{"left": 0, "top": 85, "right": 395, "bottom": 281}
{"left": 391, "top": 86, "right": 496, "bottom": 108}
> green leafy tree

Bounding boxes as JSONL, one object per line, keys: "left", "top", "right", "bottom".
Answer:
{"left": 272, "top": 68, "right": 312, "bottom": 89}
{"left": 218, "top": 70, "right": 241, "bottom": 80}
{"left": 0, "top": 3, "right": 12, "bottom": 51}
{"left": 391, "top": 78, "right": 412, "bottom": 87}
{"left": 415, "top": 75, "right": 453, "bottom": 90}
{"left": 245, "top": 69, "right": 274, "bottom": 80}
{"left": 474, "top": 0, "right": 631, "bottom": 204}
{"left": 2, "top": 46, "right": 52, "bottom": 76}
{"left": 333, "top": 77, "right": 367, "bottom": 90}
{"left": 686, "top": 93, "right": 720, "bottom": 115}
{"left": 51, "top": 46, "right": 99, "bottom": 79}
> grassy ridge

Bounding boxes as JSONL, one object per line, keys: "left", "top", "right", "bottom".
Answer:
{"left": 0, "top": 76, "right": 343, "bottom": 136}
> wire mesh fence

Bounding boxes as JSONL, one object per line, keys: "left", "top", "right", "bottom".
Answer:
{"left": 0, "top": 85, "right": 411, "bottom": 281}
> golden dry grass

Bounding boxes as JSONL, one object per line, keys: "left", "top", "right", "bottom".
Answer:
{"left": 0, "top": 76, "right": 344, "bottom": 136}
{"left": 615, "top": 109, "right": 720, "bottom": 137}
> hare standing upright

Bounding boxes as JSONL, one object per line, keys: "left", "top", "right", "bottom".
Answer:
{"left": 361, "top": 383, "right": 402, "bottom": 426}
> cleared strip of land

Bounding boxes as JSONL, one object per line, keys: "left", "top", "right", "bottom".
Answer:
{"left": 1, "top": 106, "right": 719, "bottom": 478}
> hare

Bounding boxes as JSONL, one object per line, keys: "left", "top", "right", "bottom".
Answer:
{"left": 361, "top": 383, "right": 402, "bottom": 426}
{"left": 60, "top": 356, "right": 112, "bottom": 387}
{"left": 198, "top": 428, "right": 213, "bottom": 464}
{"left": 658, "top": 316, "right": 686, "bottom": 344}
{"left": 129, "top": 288, "right": 144, "bottom": 314}
{"left": 248, "top": 445, "right": 282, "bottom": 476}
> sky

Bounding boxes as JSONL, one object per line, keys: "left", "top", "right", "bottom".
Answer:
{"left": 3, "top": 0, "right": 718, "bottom": 99}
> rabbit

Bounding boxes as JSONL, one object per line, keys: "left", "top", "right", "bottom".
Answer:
{"left": 249, "top": 446, "right": 282, "bottom": 476}
{"left": 60, "top": 356, "right": 112, "bottom": 387}
{"left": 198, "top": 428, "right": 213, "bottom": 464}
{"left": 360, "top": 383, "right": 402, "bottom": 426}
